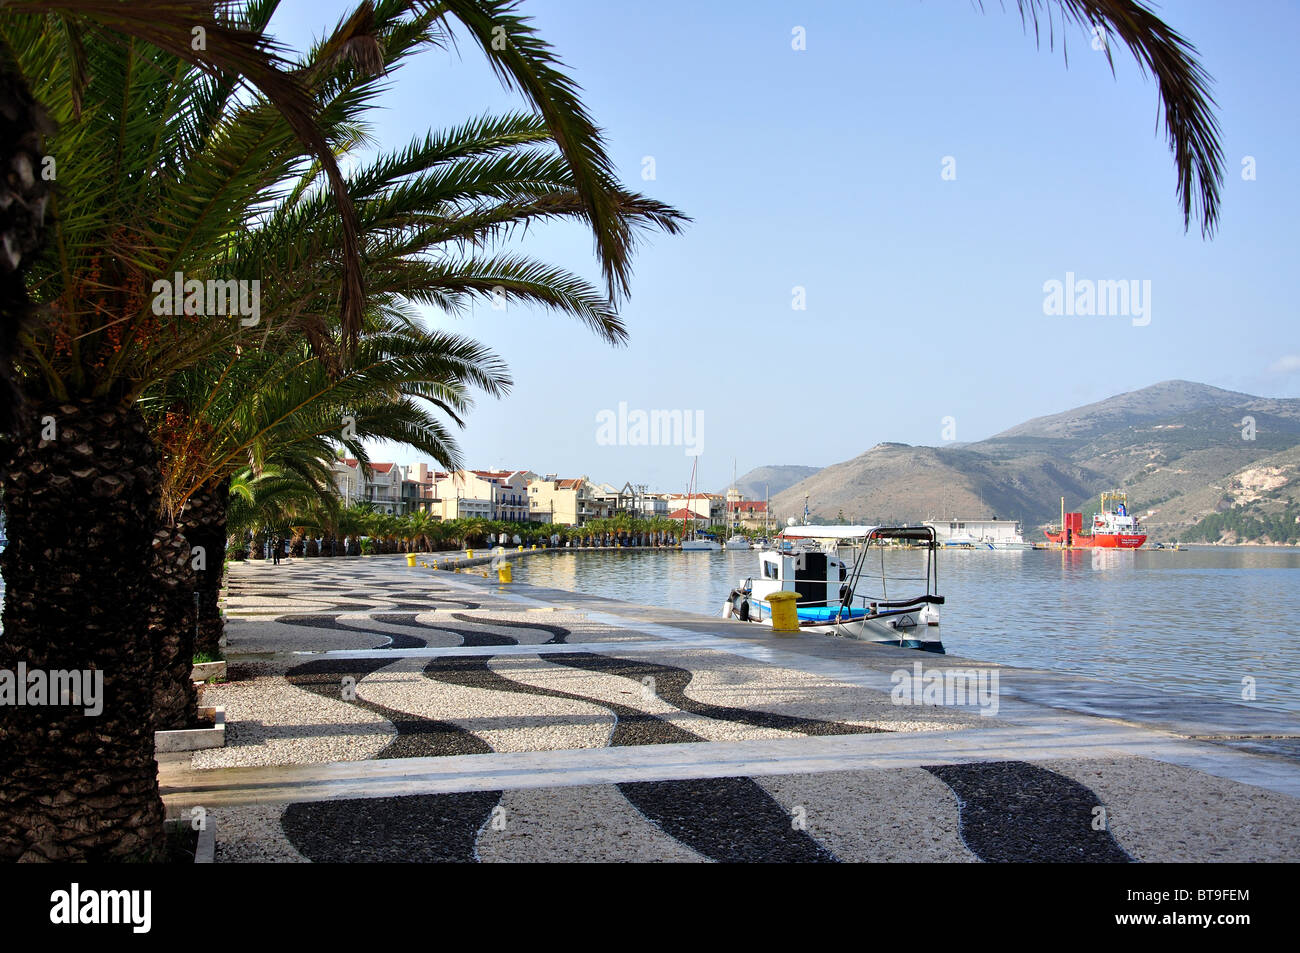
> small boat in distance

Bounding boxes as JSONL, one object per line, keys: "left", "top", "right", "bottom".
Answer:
{"left": 726, "top": 535, "right": 751, "bottom": 550}
{"left": 990, "top": 537, "right": 1034, "bottom": 550}
{"left": 722, "top": 525, "right": 945, "bottom": 652}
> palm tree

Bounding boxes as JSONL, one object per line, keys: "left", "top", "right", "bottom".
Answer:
{"left": 0, "top": 1, "right": 378, "bottom": 863}
{"left": 0, "top": 0, "right": 681, "bottom": 862}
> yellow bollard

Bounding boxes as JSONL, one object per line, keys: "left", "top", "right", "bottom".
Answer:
{"left": 767, "top": 591, "right": 801, "bottom": 633}
{"left": 467, "top": 549, "right": 474, "bottom": 559}
{"left": 498, "top": 562, "right": 513, "bottom": 584}
{"left": 517, "top": 544, "right": 523, "bottom": 552}
{"left": 432, "top": 561, "right": 438, "bottom": 570}
{"left": 405, "top": 554, "right": 417, "bottom": 567}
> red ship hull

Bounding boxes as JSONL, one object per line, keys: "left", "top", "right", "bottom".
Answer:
{"left": 1044, "top": 530, "right": 1146, "bottom": 548}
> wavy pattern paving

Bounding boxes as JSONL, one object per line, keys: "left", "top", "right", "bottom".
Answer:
{"left": 282, "top": 792, "right": 502, "bottom": 863}
{"left": 449, "top": 612, "right": 570, "bottom": 643}
{"left": 924, "top": 761, "right": 1133, "bottom": 863}
{"left": 545, "top": 652, "right": 875, "bottom": 736}
{"left": 620, "top": 778, "right": 838, "bottom": 863}
{"left": 285, "top": 658, "right": 490, "bottom": 758}
{"left": 382, "top": 616, "right": 518, "bottom": 647}
{"left": 422, "top": 656, "right": 695, "bottom": 746}
{"left": 419, "top": 654, "right": 838, "bottom": 861}
{"left": 276, "top": 614, "right": 427, "bottom": 649}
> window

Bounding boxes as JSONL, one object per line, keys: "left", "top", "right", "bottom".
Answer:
{"left": 762, "top": 560, "right": 779, "bottom": 580}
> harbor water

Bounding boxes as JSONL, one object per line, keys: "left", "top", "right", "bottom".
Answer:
{"left": 510, "top": 545, "right": 1300, "bottom": 716}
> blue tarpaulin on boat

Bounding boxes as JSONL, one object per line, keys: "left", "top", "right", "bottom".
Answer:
{"left": 793, "top": 606, "right": 870, "bottom": 621}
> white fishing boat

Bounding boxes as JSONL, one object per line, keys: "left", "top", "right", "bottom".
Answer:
{"left": 989, "top": 537, "right": 1033, "bottom": 550}
{"left": 722, "top": 525, "right": 945, "bottom": 652}
{"left": 682, "top": 537, "right": 721, "bottom": 551}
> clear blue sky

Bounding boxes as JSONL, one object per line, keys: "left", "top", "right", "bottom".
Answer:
{"left": 271, "top": 0, "right": 1299, "bottom": 494}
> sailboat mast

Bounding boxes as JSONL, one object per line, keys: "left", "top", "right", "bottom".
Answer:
{"left": 683, "top": 456, "right": 698, "bottom": 541}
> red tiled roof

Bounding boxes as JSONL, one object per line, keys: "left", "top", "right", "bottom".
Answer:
{"left": 667, "top": 508, "right": 707, "bottom": 520}
{"left": 341, "top": 459, "right": 397, "bottom": 474}
{"left": 555, "top": 478, "right": 584, "bottom": 489}
{"left": 728, "top": 500, "right": 767, "bottom": 512}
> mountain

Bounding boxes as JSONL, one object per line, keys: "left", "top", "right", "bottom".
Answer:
{"left": 768, "top": 381, "right": 1300, "bottom": 542}
{"left": 726, "top": 465, "right": 821, "bottom": 500}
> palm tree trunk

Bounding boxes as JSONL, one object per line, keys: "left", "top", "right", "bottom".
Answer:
{"left": 188, "top": 478, "right": 229, "bottom": 659}
{"left": 0, "top": 397, "right": 166, "bottom": 860}
{"left": 149, "top": 518, "right": 198, "bottom": 731}
{"left": 0, "top": 42, "right": 51, "bottom": 435}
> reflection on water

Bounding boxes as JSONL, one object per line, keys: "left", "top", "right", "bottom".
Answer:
{"left": 514, "top": 546, "right": 1300, "bottom": 715}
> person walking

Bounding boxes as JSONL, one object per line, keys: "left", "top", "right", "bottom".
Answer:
{"left": 272, "top": 535, "right": 281, "bottom": 565}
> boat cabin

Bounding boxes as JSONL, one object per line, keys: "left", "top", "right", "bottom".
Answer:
{"left": 751, "top": 549, "right": 848, "bottom": 608}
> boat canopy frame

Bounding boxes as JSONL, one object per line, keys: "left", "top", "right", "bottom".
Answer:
{"left": 836, "top": 525, "right": 941, "bottom": 621}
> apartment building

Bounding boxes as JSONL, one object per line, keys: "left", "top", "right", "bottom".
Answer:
{"left": 527, "top": 476, "right": 616, "bottom": 526}
{"left": 427, "top": 469, "right": 537, "bottom": 522}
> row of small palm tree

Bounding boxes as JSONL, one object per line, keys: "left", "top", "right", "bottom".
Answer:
{"left": 224, "top": 499, "right": 710, "bottom": 554}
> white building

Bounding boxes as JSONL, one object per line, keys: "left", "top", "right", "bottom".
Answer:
{"left": 923, "top": 518, "right": 1024, "bottom": 545}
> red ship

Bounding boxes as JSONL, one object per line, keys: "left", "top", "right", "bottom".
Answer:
{"left": 1045, "top": 491, "right": 1147, "bottom": 549}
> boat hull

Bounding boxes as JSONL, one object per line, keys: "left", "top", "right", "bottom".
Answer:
{"left": 1043, "top": 530, "right": 1146, "bottom": 548}
{"left": 723, "top": 600, "right": 944, "bottom": 653}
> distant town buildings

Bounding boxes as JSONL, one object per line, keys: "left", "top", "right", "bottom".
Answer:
{"left": 327, "top": 459, "right": 769, "bottom": 528}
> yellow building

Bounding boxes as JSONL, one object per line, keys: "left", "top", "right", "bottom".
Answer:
{"left": 527, "top": 476, "right": 614, "bottom": 526}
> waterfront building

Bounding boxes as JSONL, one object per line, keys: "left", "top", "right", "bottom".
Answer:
{"left": 426, "top": 469, "right": 536, "bottom": 522}
{"left": 527, "top": 476, "right": 615, "bottom": 526}
{"left": 333, "top": 459, "right": 409, "bottom": 514}
{"left": 727, "top": 498, "right": 768, "bottom": 530}
{"left": 666, "top": 492, "right": 725, "bottom": 524}
{"left": 922, "top": 517, "right": 1024, "bottom": 545}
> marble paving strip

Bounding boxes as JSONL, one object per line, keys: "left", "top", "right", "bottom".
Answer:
{"left": 161, "top": 721, "right": 1179, "bottom": 808}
